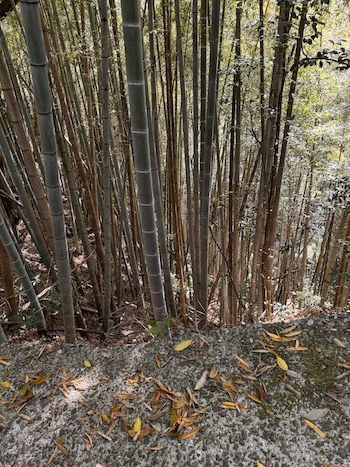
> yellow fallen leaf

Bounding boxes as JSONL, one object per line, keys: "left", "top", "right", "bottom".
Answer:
{"left": 31, "top": 374, "right": 51, "bottom": 385}
{"left": 264, "top": 332, "right": 295, "bottom": 342}
{"left": 175, "top": 340, "right": 193, "bottom": 351}
{"left": 133, "top": 416, "right": 142, "bottom": 433}
{"left": 83, "top": 359, "right": 91, "bottom": 368}
{"left": 1, "top": 382, "right": 10, "bottom": 389}
{"left": 257, "top": 462, "right": 265, "bottom": 467}
{"left": 170, "top": 403, "right": 178, "bottom": 427}
{"left": 209, "top": 364, "right": 217, "bottom": 378}
{"left": 303, "top": 418, "right": 326, "bottom": 438}
{"left": 276, "top": 355, "right": 288, "bottom": 371}
{"left": 19, "top": 383, "right": 29, "bottom": 397}
{"left": 110, "top": 404, "right": 123, "bottom": 412}
{"left": 100, "top": 412, "right": 111, "bottom": 424}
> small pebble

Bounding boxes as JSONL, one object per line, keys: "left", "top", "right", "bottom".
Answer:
{"left": 338, "top": 447, "right": 348, "bottom": 459}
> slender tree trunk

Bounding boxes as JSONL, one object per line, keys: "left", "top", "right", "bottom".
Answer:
{"left": 20, "top": 0, "right": 76, "bottom": 343}
{"left": 230, "top": 1, "right": 242, "bottom": 325}
{"left": 198, "top": 0, "right": 220, "bottom": 328}
{"left": 121, "top": 0, "right": 167, "bottom": 326}
{"left": 99, "top": 0, "right": 112, "bottom": 334}
{"left": 333, "top": 217, "right": 350, "bottom": 306}
{"left": 145, "top": 4, "right": 176, "bottom": 315}
{"left": 299, "top": 160, "right": 314, "bottom": 292}
{"left": 320, "top": 205, "right": 349, "bottom": 304}
{"left": 162, "top": 0, "right": 187, "bottom": 324}
{"left": 192, "top": 0, "right": 201, "bottom": 321}
{"left": 0, "top": 211, "right": 46, "bottom": 331}
{"left": 0, "top": 240, "right": 16, "bottom": 318}
{"left": 0, "top": 32, "right": 54, "bottom": 253}
{"left": 250, "top": 2, "right": 292, "bottom": 319}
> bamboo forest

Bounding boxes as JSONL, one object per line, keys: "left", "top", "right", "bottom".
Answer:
{"left": 0, "top": 0, "right": 349, "bottom": 345}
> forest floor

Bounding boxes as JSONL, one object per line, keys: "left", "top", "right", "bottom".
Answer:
{"left": 0, "top": 311, "right": 349, "bottom": 467}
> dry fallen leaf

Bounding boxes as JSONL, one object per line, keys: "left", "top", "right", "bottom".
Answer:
{"left": 0, "top": 358, "right": 11, "bottom": 366}
{"left": 257, "top": 386, "right": 267, "bottom": 403}
{"left": 144, "top": 446, "right": 165, "bottom": 451}
{"left": 283, "top": 330, "right": 302, "bottom": 337}
{"left": 18, "top": 414, "right": 31, "bottom": 421}
{"left": 280, "top": 324, "right": 297, "bottom": 334}
{"left": 286, "top": 345, "right": 309, "bottom": 351}
{"left": 338, "top": 362, "right": 350, "bottom": 369}
{"left": 194, "top": 371, "right": 208, "bottom": 391}
{"left": 264, "top": 331, "right": 296, "bottom": 342}
{"left": 285, "top": 384, "right": 301, "bottom": 398}
{"left": 256, "top": 462, "right": 265, "bottom": 467}
{"left": 219, "top": 401, "right": 238, "bottom": 410}
{"left": 114, "top": 393, "right": 138, "bottom": 400}
{"left": 286, "top": 370, "right": 303, "bottom": 379}
{"left": 90, "top": 379, "right": 110, "bottom": 387}
{"left": 244, "top": 391, "right": 262, "bottom": 404}
{"left": 303, "top": 418, "right": 326, "bottom": 438}
{"left": 302, "top": 408, "right": 329, "bottom": 421}
{"left": 235, "top": 356, "right": 251, "bottom": 370}
{"left": 83, "top": 359, "right": 92, "bottom": 368}
{"left": 334, "top": 338, "right": 346, "bottom": 348}
{"left": 175, "top": 340, "right": 193, "bottom": 352}
{"left": 177, "top": 426, "right": 202, "bottom": 440}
